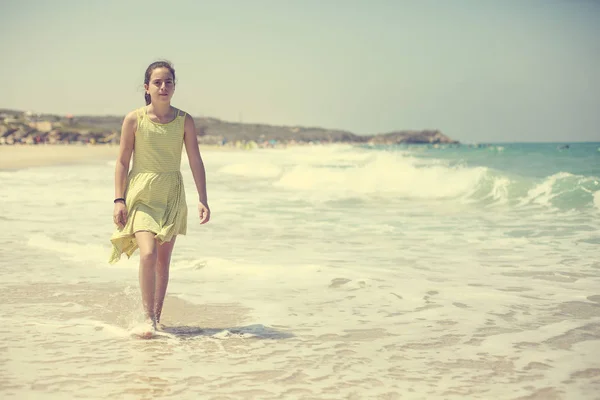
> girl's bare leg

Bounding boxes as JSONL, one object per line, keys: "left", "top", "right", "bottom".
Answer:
{"left": 135, "top": 231, "right": 158, "bottom": 328}
{"left": 155, "top": 236, "right": 177, "bottom": 326}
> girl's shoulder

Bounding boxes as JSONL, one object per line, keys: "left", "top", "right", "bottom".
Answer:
{"left": 121, "top": 107, "right": 146, "bottom": 133}
{"left": 172, "top": 107, "right": 189, "bottom": 118}
{"left": 173, "top": 108, "right": 195, "bottom": 128}
{"left": 123, "top": 108, "right": 142, "bottom": 123}
{"left": 123, "top": 107, "right": 145, "bottom": 120}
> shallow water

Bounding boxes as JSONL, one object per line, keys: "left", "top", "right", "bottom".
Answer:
{"left": 1, "top": 143, "right": 599, "bottom": 399}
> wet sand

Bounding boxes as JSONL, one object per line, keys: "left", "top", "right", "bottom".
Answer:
{"left": 0, "top": 144, "right": 234, "bottom": 170}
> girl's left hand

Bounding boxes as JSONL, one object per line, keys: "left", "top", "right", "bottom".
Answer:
{"left": 198, "top": 202, "right": 210, "bottom": 224}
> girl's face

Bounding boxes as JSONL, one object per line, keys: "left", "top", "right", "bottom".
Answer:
{"left": 145, "top": 67, "right": 175, "bottom": 104}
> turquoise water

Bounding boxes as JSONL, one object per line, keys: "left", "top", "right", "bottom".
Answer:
{"left": 408, "top": 142, "right": 599, "bottom": 177}
{"left": 362, "top": 142, "right": 600, "bottom": 211}
{"left": 0, "top": 143, "right": 599, "bottom": 399}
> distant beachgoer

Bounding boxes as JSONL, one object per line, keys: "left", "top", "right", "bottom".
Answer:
{"left": 109, "top": 60, "right": 210, "bottom": 337}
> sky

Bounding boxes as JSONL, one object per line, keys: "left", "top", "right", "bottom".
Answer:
{"left": 1, "top": 0, "right": 599, "bottom": 143}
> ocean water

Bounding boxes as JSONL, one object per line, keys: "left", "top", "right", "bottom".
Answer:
{"left": 1, "top": 142, "right": 599, "bottom": 399}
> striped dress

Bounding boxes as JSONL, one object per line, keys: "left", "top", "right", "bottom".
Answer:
{"left": 109, "top": 107, "right": 188, "bottom": 264}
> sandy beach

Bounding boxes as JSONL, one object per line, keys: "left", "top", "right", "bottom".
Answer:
{"left": 0, "top": 144, "right": 235, "bottom": 170}
{"left": 0, "top": 145, "right": 119, "bottom": 170}
{"left": 1, "top": 143, "right": 598, "bottom": 399}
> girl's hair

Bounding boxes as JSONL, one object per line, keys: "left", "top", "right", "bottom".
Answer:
{"left": 144, "top": 60, "right": 176, "bottom": 105}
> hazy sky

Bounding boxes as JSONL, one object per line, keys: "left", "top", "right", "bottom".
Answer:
{"left": 1, "top": 0, "right": 599, "bottom": 142}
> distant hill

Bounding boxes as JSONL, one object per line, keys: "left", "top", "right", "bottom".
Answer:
{"left": 0, "top": 109, "right": 459, "bottom": 145}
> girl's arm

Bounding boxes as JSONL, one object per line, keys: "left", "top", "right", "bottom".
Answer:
{"left": 115, "top": 111, "right": 136, "bottom": 199}
{"left": 113, "top": 111, "right": 136, "bottom": 228}
{"left": 183, "top": 114, "right": 210, "bottom": 224}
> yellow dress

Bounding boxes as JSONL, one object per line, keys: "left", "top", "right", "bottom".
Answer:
{"left": 109, "top": 107, "right": 188, "bottom": 264}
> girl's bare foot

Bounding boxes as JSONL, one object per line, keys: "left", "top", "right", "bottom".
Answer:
{"left": 131, "top": 318, "right": 156, "bottom": 339}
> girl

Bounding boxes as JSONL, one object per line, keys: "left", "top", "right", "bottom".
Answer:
{"left": 109, "top": 60, "right": 210, "bottom": 336}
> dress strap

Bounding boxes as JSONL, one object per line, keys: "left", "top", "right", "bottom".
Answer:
{"left": 135, "top": 107, "right": 145, "bottom": 126}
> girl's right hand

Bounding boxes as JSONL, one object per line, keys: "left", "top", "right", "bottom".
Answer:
{"left": 113, "top": 202, "right": 128, "bottom": 229}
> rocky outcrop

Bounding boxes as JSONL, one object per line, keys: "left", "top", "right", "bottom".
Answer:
{"left": 194, "top": 118, "right": 361, "bottom": 144}
{"left": 364, "top": 130, "right": 458, "bottom": 145}
{"left": 0, "top": 109, "right": 459, "bottom": 145}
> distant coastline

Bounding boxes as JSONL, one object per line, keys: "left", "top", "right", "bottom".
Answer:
{"left": 0, "top": 109, "right": 458, "bottom": 148}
